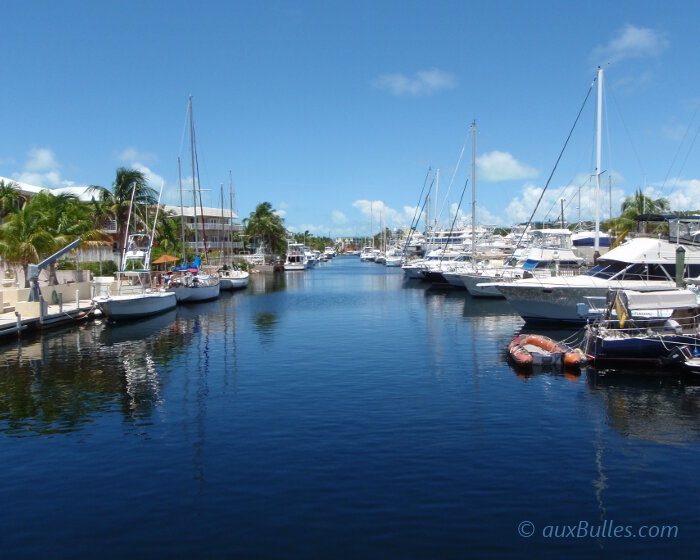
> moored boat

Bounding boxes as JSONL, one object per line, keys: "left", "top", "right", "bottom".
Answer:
{"left": 582, "top": 288, "right": 700, "bottom": 366}
{"left": 93, "top": 184, "right": 177, "bottom": 320}
{"left": 508, "top": 334, "right": 585, "bottom": 368}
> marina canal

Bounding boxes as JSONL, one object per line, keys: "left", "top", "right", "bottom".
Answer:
{"left": 1, "top": 257, "right": 698, "bottom": 558}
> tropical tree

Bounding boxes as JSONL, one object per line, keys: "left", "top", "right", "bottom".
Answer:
{"left": 89, "top": 167, "right": 157, "bottom": 255}
{"left": 0, "top": 179, "right": 24, "bottom": 219}
{"left": 29, "top": 190, "right": 110, "bottom": 283}
{"left": 607, "top": 188, "right": 670, "bottom": 243}
{"left": 0, "top": 203, "right": 54, "bottom": 287}
{"left": 154, "top": 211, "right": 186, "bottom": 259}
{"left": 243, "top": 202, "right": 286, "bottom": 254}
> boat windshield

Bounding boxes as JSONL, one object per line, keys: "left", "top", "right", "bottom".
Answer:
{"left": 586, "top": 261, "right": 700, "bottom": 281}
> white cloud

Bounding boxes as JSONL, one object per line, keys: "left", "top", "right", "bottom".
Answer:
{"left": 331, "top": 210, "right": 349, "bottom": 225}
{"left": 352, "top": 199, "right": 417, "bottom": 230}
{"left": 13, "top": 147, "right": 73, "bottom": 187}
{"left": 274, "top": 209, "right": 287, "bottom": 218}
{"left": 662, "top": 122, "right": 690, "bottom": 143}
{"left": 372, "top": 68, "right": 457, "bottom": 96}
{"left": 476, "top": 151, "right": 538, "bottom": 182}
{"left": 591, "top": 24, "right": 669, "bottom": 64}
{"left": 132, "top": 162, "right": 165, "bottom": 191}
{"left": 504, "top": 179, "right": 627, "bottom": 225}
{"left": 116, "top": 147, "right": 157, "bottom": 164}
{"left": 645, "top": 179, "right": 700, "bottom": 211}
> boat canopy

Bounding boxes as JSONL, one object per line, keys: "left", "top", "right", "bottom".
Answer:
{"left": 172, "top": 255, "right": 202, "bottom": 272}
{"left": 615, "top": 289, "right": 698, "bottom": 311}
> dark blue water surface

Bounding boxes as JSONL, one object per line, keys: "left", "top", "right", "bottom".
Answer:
{"left": 1, "top": 257, "right": 698, "bottom": 559}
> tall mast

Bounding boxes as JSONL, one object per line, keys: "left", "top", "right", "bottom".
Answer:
{"left": 370, "top": 202, "right": 374, "bottom": 248}
{"left": 595, "top": 67, "right": 603, "bottom": 256}
{"left": 471, "top": 120, "right": 476, "bottom": 260}
{"left": 229, "top": 171, "right": 234, "bottom": 255}
{"left": 189, "top": 95, "right": 199, "bottom": 256}
{"left": 435, "top": 169, "right": 440, "bottom": 230}
{"left": 178, "top": 156, "right": 186, "bottom": 262}
{"left": 220, "top": 182, "right": 225, "bottom": 261}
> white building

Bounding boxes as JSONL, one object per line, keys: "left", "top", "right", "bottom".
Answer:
{"left": 162, "top": 205, "right": 244, "bottom": 253}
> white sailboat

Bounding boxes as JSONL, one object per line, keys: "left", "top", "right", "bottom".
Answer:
{"left": 93, "top": 183, "right": 177, "bottom": 319}
{"left": 218, "top": 174, "right": 249, "bottom": 290}
{"left": 168, "top": 96, "right": 220, "bottom": 303}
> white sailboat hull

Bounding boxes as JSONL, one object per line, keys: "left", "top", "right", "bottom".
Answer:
{"left": 168, "top": 282, "right": 220, "bottom": 302}
{"left": 219, "top": 271, "right": 250, "bottom": 290}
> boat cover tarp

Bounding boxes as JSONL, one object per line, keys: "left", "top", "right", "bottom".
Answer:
{"left": 620, "top": 289, "right": 698, "bottom": 310}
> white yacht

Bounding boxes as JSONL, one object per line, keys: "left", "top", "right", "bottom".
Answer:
{"left": 462, "top": 229, "right": 584, "bottom": 297}
{"left": 402, "top": 249, "right": 466, "bottom": 281}
{"left": 492, "top": 215, "right": 700, "bottom": 323}
{"left": 460, "top": 252, "right": 528, "bottom": 297}
{"left": 323, "top": 246, "right": 336, "bottom": 259}
{"left": 360, "top": 246, "right": 376, "bottom": 262}
{"left": 284, "top": 243, "right": 308, "bottom": 271}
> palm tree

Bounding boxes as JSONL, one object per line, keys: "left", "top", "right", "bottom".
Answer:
{"left": 29, "top": 191, "right": 111, "bottom": 283}
{"left": 621, "top": 188, "right": 670, "bottom": 216}
{"left": 607, "top": 188, "right": 671, "bottom": 246}
{"left": 0, "top": 179, "right": 24, "bottom": 219}
{"left": 89, "top": 167, "right": 157, "bottom": 255}
{"left": 0, "top": 203, "right": 54, "bottom": 287}
{"left": 243, "top": 202, "right": 286, "bottom": 254}
{"left": 154, "top": 211, "right": 185, "bottom": 259}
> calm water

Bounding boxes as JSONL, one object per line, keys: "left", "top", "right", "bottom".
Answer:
{"left": 1, "top": 257, "right": 698, "bottom": 559}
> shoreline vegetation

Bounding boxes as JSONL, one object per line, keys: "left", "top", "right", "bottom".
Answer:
{"left": 0, "top": 167, "right": 689, "bottom": 290}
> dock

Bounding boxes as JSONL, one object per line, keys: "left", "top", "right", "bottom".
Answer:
{"left": 0, "top": 281, "right": 95, "bottom": 340}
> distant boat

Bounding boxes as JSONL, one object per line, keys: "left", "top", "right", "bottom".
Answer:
{"left": 359, "top": 246, "right": 376, "bottom": 262}
{"left": 217, "top": 175, "right": 249, "bottom": 291}
{"left": 284, "top": 242, "right": 309, "bottom": 271}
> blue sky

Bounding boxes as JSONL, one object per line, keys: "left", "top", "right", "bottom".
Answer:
{"left": 2, "top": 0, "right": 699, "bottom": 236}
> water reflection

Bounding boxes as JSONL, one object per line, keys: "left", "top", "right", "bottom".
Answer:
{"left": 253, "top": 312, "right": 278, "bottom": 337}
{"left": 586, "top": 369, "right": 700, "bottom": 444}
{"left": 250, "top": 271, "right": 287, "bottom": 295}
{"left": 0, "top": 318, "right": 174, "bottom": 435}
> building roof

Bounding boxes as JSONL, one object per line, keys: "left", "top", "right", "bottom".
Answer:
{"left": 163, "top": 204, "right": 238, "bottom": 220}
{"left": 0, "top": 177, "right": 239, "bottom": 219}
{"left": 0, "top": 175, "right": 97, "bottom": 202}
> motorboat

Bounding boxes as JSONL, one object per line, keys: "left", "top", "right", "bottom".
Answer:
{"left": 93, "top": 185, "right": 177, "bottom": 320}
{"left": 468, "top": 229, "right": 584, "bottom": 298}
{"left": 492, "top": 215, "right": 700, "bottom": 324}
{"left": 360, "top": 246, "right": 377, "bottom": 262}
{"left": 284, "top": 243, "right": 308, "bottom": 271}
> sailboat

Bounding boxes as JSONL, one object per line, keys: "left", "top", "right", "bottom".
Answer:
{"left": 218, "top": 174, "right": 249, "bottom": 290}
{"left": 168, "top": 96, "right": 221, "bottom": 303}
{"left": 93, "top": 182, "right": 177, "bottom": 319}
